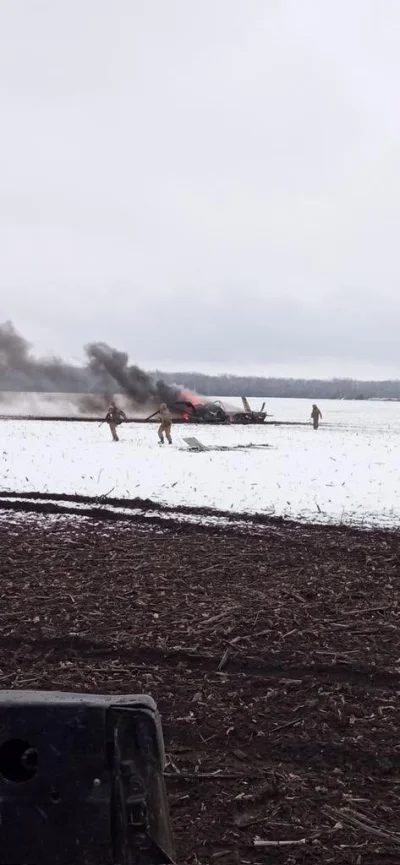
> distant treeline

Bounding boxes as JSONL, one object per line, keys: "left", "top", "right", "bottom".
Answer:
{"left": 155, "top": 372, "right": 400, "bottom": 401}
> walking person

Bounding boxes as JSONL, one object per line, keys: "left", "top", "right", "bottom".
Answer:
{"left": 158, "top": 403, "right": 172, "bottom": 445}
{"left": 311, "top": 404, "right": 322, "bottom": 430}
{"left": 105, "top": 402, "right": 127, "bottom": 441}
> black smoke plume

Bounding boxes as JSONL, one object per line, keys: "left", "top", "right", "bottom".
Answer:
{"left": 0, "top": 322, "right": 87, "bottom": 392}
{"left": 84, "top": 341, "right": 179, "bottom": 405}
{"left": 0, "top": 321, "right": 180, "bottom": 408}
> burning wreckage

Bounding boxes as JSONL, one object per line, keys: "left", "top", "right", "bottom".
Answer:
{"left": 168, "top": 396, "right": 267, "bottom": 425}
{"left": 146, "top": 391, "right": 268, "bottom": 424}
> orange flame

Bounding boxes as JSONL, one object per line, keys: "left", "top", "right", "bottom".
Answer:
{"left": 179, "top": 389, "right": 203, "bottom": 406}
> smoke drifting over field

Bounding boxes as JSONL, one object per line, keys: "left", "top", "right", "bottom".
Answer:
{"left": 85, "top": 342, "right": 179, "bottom": 406}
{"left": 0, "top": 322, "right": 85, "bottom": 393}
{"left": 0, "top": 321, "right": 180, "bottom": 411}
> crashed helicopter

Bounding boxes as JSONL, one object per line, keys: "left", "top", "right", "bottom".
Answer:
{"left": 174, "top": 396, "right": 268, "bottom": 425}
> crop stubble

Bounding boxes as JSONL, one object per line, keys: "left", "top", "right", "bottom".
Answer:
{"left": 0, "top": 495, "right": 400, "bottom": 863}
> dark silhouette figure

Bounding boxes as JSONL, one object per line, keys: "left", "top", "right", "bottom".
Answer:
{"left": 311, "top": 404, "right": 322, "bottom": 430}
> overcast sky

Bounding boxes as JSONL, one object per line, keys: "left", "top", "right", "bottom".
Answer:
{"left": 1, "top": 0, "right": 400, "bottom": 377}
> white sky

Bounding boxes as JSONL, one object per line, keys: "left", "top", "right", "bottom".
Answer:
{"left": 1, "top": 0, "right": 400, "bottom": 377}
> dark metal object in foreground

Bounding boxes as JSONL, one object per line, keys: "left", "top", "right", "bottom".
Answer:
{"left": 0, "top": 690, "right": 175, "bottom": 865}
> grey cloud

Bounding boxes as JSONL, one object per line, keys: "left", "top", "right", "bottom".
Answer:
{"left": 0, "top": 0, "right": 399, "bottom": 373}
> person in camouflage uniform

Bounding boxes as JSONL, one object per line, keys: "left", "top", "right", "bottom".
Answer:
{"left": 158, "top": 403, "right": 172, "bottom": 444}
{"left": 105, "top": 402, "right": 127, "bottom": 441}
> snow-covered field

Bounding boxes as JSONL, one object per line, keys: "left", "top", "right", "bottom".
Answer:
{"left": 1, "top": 398, "right": 400, "bottom": 528}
